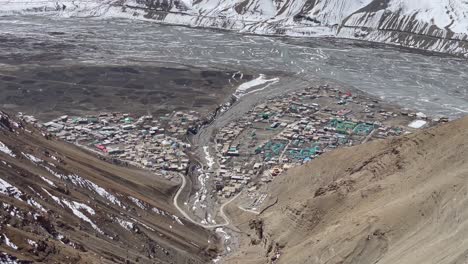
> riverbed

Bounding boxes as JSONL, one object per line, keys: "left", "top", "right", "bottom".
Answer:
{"left": 0, "top": 16, "right": 467, "bottom": 119}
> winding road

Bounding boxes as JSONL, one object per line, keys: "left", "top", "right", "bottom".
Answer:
{"left": 173, "top": 172, "right": 242, "bottom": 229}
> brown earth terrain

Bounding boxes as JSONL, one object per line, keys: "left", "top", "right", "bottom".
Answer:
{"left": 0, "top": 64, "right": 251, "bottom": 120}
{"left": 224, "top": 116, "right": 468, "bottom": 264}
{"left": 0, "top": 111, "right": 218, "bottom": 263}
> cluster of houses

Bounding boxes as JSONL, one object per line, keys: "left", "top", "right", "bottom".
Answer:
{"left": 213, "top": 86, "right": 417, "bottom": 197}
{"left": 39, "top": 111, "right": 201, "bottom": 180}
{"left": 18, "top": 85, "right": 447, "bottom": 203}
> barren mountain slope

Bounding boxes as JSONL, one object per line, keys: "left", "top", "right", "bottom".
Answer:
{"left": 0, "top": 111, "right": 217, "bottom": 264}
{"left": 226, "top": 116, "right": 468, "bottom": 264}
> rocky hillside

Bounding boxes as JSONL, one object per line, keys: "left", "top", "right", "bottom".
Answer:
{"left": 2, "top": 0, "right": 468, "bottom": 56}
{"left": 0, "top": 111, "right": 217, "bottom": 264}
{"left": 225, "top": 116, "right": 468, "bottom": 264}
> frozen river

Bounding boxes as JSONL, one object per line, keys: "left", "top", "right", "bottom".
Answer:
{"left": 1, "top": 16, "right": 467, "bottom": 118}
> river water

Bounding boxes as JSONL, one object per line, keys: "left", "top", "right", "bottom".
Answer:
{"left": 1, "top": 16, "right": 467, "bottom": 118}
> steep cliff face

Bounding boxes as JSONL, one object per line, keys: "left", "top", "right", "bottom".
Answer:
{"left": 2, "top": 0, "right": 468, "bottom": 55}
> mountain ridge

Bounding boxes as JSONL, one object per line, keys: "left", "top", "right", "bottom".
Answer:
{"left": 2, "top": 0, "right": 468, "bottom": 57}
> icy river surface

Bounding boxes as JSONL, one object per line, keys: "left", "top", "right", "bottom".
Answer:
{"left": 1, "top": 16, "right": 468, "bottom": 118}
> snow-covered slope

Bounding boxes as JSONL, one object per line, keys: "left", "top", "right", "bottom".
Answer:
{"left": 339, "top": 0, "right": 468, "bottom": 55}
{"left": 0, "top": 111, "right": 214, "bottom": 263}
{"left": 2, "top": 0, "right": 468, "bottom": 56}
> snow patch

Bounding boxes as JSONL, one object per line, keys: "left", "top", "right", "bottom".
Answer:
{"left": 116, "top": 218, "right": 134, "bottom": 231}
{"left": 60, "top": 199, "right": 102, "bottom": 234}
{"left": 152, "top": 207, "right": 165, "bottom": 215}
{"left": 66, "top": 200, "right": 95, "bottom": 215}
{"left": 215, "top": 227, "right": 231, "bottom": 240}
{"left": 39, "top": 176, "right": 56, "bottom": 187}
{"left": 27, "top": 198, "right": 47, "bottom": 212}
{"left": 3, "top": 203, "right": 23, "bottom": 219}
{"left": 408, "top": 120, "right": 427, "bottom": 129}
{"left": 128, "top": 196, "right": 146, "bottom": 209}
{"left": 66, "top": 174, "right": 123, "bottom": 208}
{"left": 203, "top": 146, "right": 215, "bottom": 169}
{"left": 151, "top": 207, "right": 184, "bottom": 225}
{"left": 171, "top": 214, "right": 184, "bottom": 226}
{"left": 192, "top": 169, "right": 210, "bottom": 210}
{"left": 22, "top": 152, "right": 43, "bottom": 164}
{"left": 42, "top": 166, "right": 65, "bottom": 179}
{"left": 0, "top": 252, "right": 20, "bottom": 264}
{"left": 42, "top": 188, "right": 63, "bottom": 206}
{"left": 0, "top": 141, "right": 15, "bottom": 157}
{"left": 2, "top": 234, "right": 18, "bottom": 250}
{"left": 0, "top": 178, "right": 22, "bottom": 200}
{"left": 234, "top": 74, "right": 279, "bottom": 98}
{"left": 27, "top": 239, "right": 37, "bottom": 247}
